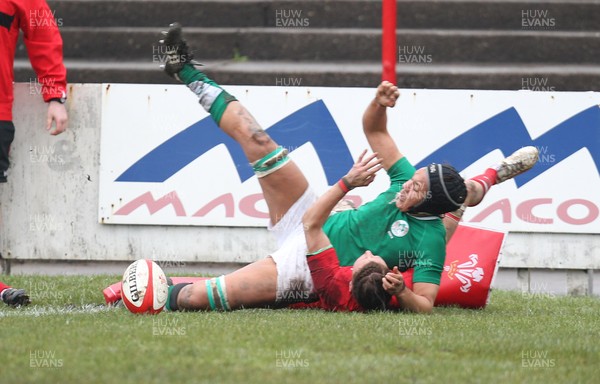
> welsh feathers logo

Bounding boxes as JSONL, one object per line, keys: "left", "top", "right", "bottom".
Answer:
{"left": 444, "top": 254, "right": 484, "bottom": 293}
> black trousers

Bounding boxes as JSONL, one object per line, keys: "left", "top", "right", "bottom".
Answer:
{"left": 0, "top": 121, "right": 15, "bottom": 183}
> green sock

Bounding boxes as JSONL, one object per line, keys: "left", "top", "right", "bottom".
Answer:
{"left": 178, "top": 64, "right": 237, "bottom": 124}
{"left": 209, "top": 92, "right": 237, "bottom": 125}
{"left": 164, "top": 285, "right": 175, "bottom": 311}
{"left": 178, "top": 64, "right": 219, "bottom": 87}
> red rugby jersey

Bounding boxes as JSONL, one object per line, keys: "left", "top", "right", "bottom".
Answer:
{"left": 307, "top": 247, "right": 406, "bottom": 312}
{"left": 0, "top": 0, "right": 66, "bottom": 121}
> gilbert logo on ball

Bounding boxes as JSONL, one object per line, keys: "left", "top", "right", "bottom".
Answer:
{"left": 121, "top": 259, "right": 169, "bottom": 314}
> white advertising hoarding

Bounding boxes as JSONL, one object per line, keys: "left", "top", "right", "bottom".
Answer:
{"left": 99, "top": 84, "right": 600, "bottom": 233}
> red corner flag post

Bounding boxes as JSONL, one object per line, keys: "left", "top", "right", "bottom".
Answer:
{"left": 382, "top": 0, "right": 397, "bottom": 83}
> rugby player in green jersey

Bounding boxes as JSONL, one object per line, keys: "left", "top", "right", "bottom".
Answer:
{"left": 159, "top": 24, "right": 538, "bottom": 313}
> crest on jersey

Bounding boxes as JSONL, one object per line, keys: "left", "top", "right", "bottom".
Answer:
{"left": 390, "top": 220, "right": 409, "bottom": 237}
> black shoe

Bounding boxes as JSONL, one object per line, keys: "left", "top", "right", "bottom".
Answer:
{"left": 1, "top": 288, "right": 31, "bottom": 307}
{"left": 159, "top": 22, "right": 201, "bottom": 78}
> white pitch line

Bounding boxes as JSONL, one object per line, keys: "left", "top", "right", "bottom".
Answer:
{"left": 0, "top": 304, "right": 115, "bottom": 318}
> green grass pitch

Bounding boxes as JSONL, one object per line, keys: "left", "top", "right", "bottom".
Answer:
{"left": 0, "top": 275, "right": 598, "bottom": 384}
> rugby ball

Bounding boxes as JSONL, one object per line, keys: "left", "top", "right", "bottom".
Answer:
{"left": 121, "top": 259, "right": 169, "bottom": 314}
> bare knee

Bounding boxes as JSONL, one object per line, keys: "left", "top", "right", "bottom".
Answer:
{"left": 251, "top": 130, "right": 272, "bottom": 146}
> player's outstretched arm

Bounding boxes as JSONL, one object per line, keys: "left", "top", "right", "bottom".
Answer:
{"left": 362, "top": 81, "right": 403, "bottom": 170}
{"left": 303, "top": 150, "right": 382, "bottom": 253}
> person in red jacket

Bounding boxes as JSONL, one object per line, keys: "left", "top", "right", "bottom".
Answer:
{"left": 0, "top": 0, "right": 68, "bottom": 181}
{"left": 0, "top": 0, "right": 68, "bottom": 306}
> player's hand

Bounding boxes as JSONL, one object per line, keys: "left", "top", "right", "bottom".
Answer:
{"left": 375, "top": 81, "right": 399, "bottom": 108}
{"left": 344, "top": 150, "right": 383, "bottom": 188}
{"left": 382, "top": 266, "right": 405, "bottom": 295}
{"left": 46, "top": 101, "right": 68, "bottom": 135}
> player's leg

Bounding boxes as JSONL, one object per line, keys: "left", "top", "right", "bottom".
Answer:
{"left": 0, "top": 281, "right": 9, "bottom": 293}
{"left": 443, "top": 205, "right": 465, "bottom": 243}
{"left": 0, "top": 121, "right": 14, "bottom": 184}
{"left": 218, "top": 101, "right": 310, "bottom": 225}
{"left": 159, "top": 23, "right": 308, "bottom": 225}
{"left": 464, "top": 146, "right": 539, "bottom": 207}
{"left": 444, "top": 146, "right": 539, "bottom": 242}
{"left": 168, "top": 258, "right": 278, "bottom": 311}
{"left": 166, "top": 192, "right": 316, "bottom": 312}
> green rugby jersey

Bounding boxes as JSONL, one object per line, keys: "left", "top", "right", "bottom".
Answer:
{"left": 323, "top": 157, "right": 447, "bottom": 285}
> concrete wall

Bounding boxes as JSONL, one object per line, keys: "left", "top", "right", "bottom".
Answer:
{"left": 1, "top": 84, "right": 275, "bottom": 266}
{"left": 1, "top": 84, "right": 598, "bottom": 296}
